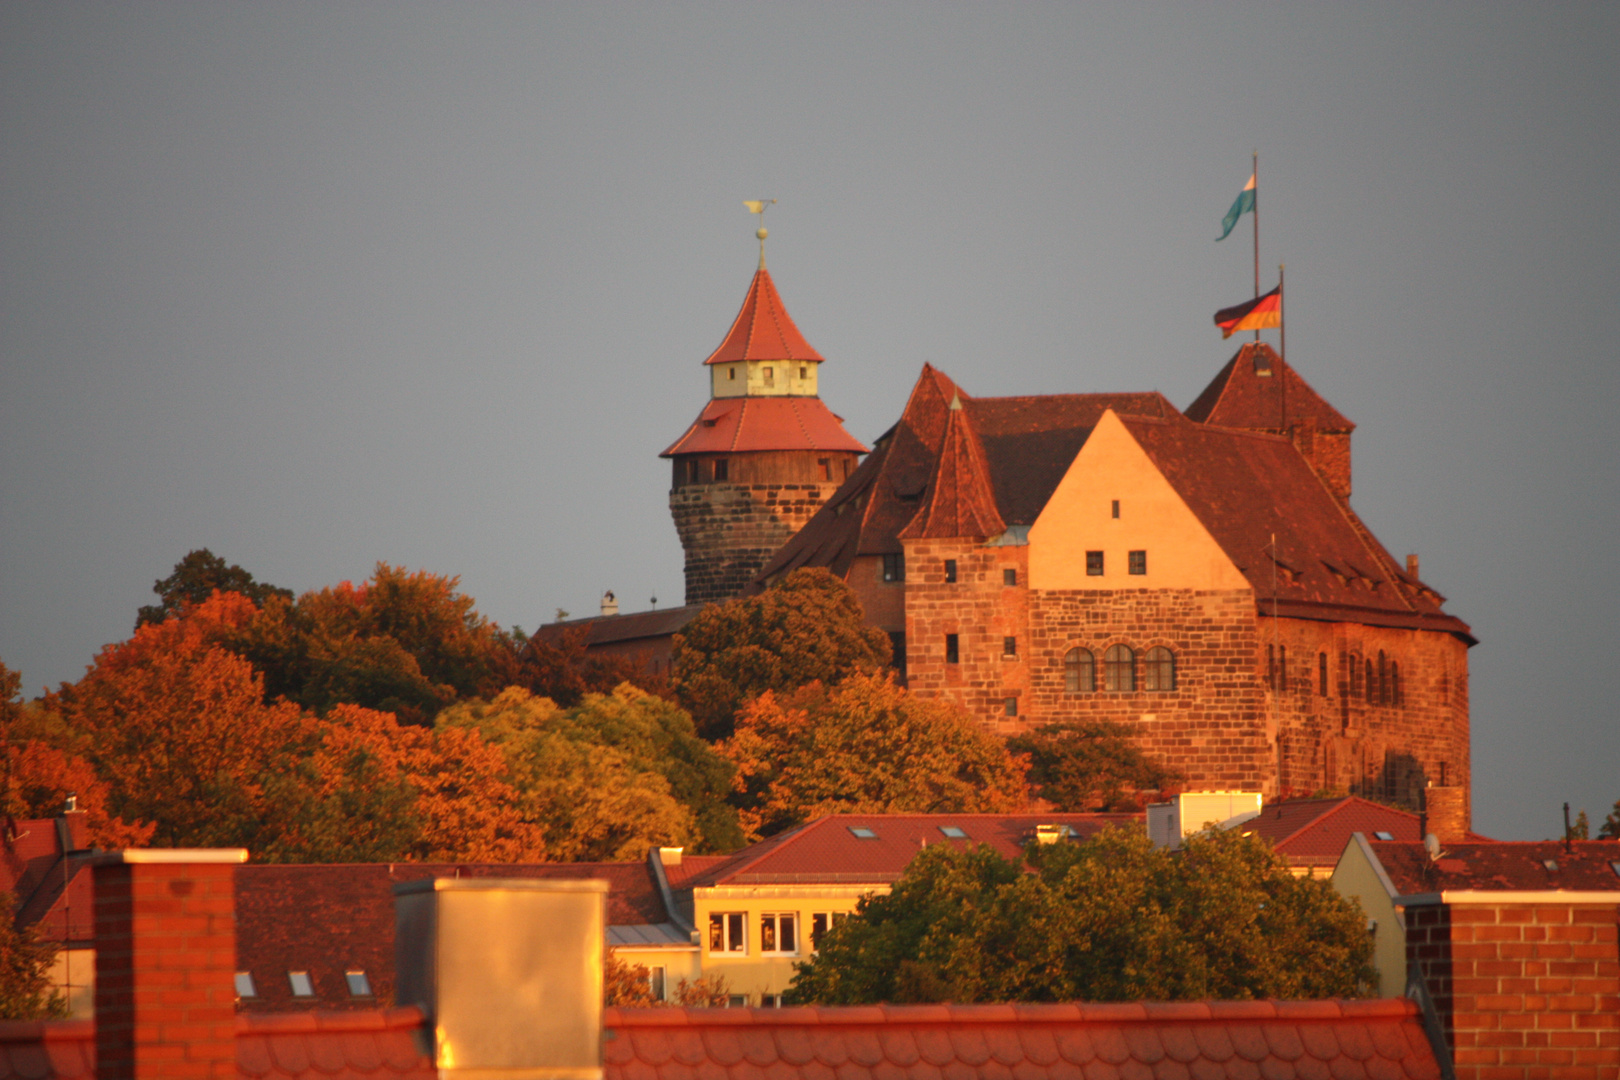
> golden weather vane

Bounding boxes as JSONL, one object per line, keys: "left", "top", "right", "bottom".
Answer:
{"left": 743, "top": 199, "right": 775, "bottom": 268}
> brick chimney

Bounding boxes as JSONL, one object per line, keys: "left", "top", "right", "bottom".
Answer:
{"left": 92, "top": 849, "right": 247, "bottom": 1080}
{"left": 1422, "top": 785, "right": 1469, "bottom": 843}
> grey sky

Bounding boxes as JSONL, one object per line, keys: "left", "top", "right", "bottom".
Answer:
{"left": 2, "top": 4, "right": 1615, "bottom": 840}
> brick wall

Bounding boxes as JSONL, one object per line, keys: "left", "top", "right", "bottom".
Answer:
{"left": 670, "top": 475, "right": 845, "bottom": 605}
{"left": 1407, "top": 901, "right": 1620, "bottom": 1080}
{"left": 94, "top": 852, "right": 244, "bottom": 1080}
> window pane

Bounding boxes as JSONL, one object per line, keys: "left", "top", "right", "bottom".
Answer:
{"left": 811, "top": 913, "right": 829, "bottom": 948}
{"left": 1003, "top": 636, "right": 1017, "bottom": 656}
{"left": 288, "top": 971, "right": 314, "bottom": 997}
{"left": 780, "top": 915, "right": 796, "bottom": 953}
{"left": 345, "top": 970, "right": 372, "bottom": 997}
{"left": 1086, "top": 551, "right": 1104, "bottom": 576}
{"left": 1143, "top": 647, "right": 1175, "bottom": 691}
{"left": 1105, "top": 645, "right": 1134, "bottom": 691}
{"left": 944, "top": 559, "right": 957, "bottom": 583}
{"left": 1128, "top": 550, "right": 1146, "bottom": 575}
{"left": 727, "top": 913, "right": 744, "bottom": 952}
{"left": 1003, "top": 568, "right": 1017, "bottom": 586}
{"left": 234, "top": 972, "right": 257, "bottom": 998}
{"left": 945, "top": 634, "right": 959, "bottom": 664}
{"left": 708, "top": 914, "right": 724, "bottom": 952}
{"left": 761, "top": 916, "right": 776, "bottom": 952}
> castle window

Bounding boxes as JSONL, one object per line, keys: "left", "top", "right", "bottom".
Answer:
{"left": 1086, "top": 551, "right": 1104, "bottom": 576}
{"left": 1112, "top": 500, "right": 1120, "bottom": 519}
{"left": 1390, "top": 661, "right": 1401, "bottom": 706}
{"left": 1003, "top": 636, "right": 1017, "bottom": 657}
{"left": 818, "top": 458, "right": 831, "bottom": 480}
{"left": 1377, "top": 651, "right": 1387, "bottom": 705}
{"left": 686, "top": 460, "right": 700, "bottom": 484}
{"left": 1128, "top": 550, "right": 1147, "bottom": 575}
{"left": 882, "top": 553, "right": 905, "bottom": 582}
{"left": 1348, "top": 654, "right": 1360, "bottom": 698}
{"left": 763, "top": 366, "right": 775, "bottom": 387}
{"left": 944, "top": 559, "right": 957, "bottom": 583}
{"left": 945, "top": 634, "right": 959, "bottom": 664}
{"left": 1364, "top": 659, "right": 1374, "bottom": 703}
{"left": 1004, "top": 697, "right": 1018, "bottom": 717}
{"left": 1142, "top": 646, "right": 1175, "bottom": 691}
{"left": 1104, "top": 645, "right": 1135, "bottom": 692}
{"left": 713, "top": 458, "right": 729, "bottom": 482}
{"left": 728, "top": 366, "right": 737, "bottom": 381}
{"left": 1318, "top": 652, "right": 1329, "bottom": 697}
{"left": 1064, "top": 648, "right": 1095, "bottom": 693}
{"left": 888, "top": 632, "right": 906, "bottom": 679}
{"left": 1003, "top": 568, "right": 1017, "bottom": 586}
{"left": 799, "top": 366, "right": 808, "bottom": 380}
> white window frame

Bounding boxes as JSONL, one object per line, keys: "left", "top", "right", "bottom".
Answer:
{"left": 810, "top": 911, "right": 847, "bottom": 951}
{"left": 708, "top": 911, "right": 746, "bottom": 954}
{"left": 760, "top": 912, "right": 799, "bottom": 956}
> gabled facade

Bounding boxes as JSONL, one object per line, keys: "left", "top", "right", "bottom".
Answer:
{"left": 761, "top": 345, "right": 1475, "bottom": 813}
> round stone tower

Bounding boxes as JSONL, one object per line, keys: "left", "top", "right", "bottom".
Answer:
{"left": 662, "top": 234, "right": 866, "bottom": 605}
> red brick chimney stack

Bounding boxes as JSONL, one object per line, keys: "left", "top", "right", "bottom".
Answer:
{"left": 1423, "top": 785, "right": 1469, "bottom": 844}
{"left": 92, "top": 849, "right": 248, "bottom": 1080}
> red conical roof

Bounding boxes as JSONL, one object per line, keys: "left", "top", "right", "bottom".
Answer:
{"left": 898, "top": 394, "right": 1006, "bottom": 541}
{"left": 703, "top": 268, "right": 825, "bottom": 365}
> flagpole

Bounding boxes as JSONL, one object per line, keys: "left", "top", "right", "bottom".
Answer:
{"left": 1252, "top": 149, "right": 1260, "bottom": 343}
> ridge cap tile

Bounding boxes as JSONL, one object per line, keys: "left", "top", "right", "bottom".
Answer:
{"left": 1205, "top": 1001, "right": 1277, "bottom": 1020}
{"left": 880, "top": 1004, "right": 955, "bottom": 1024}
{"left": 1139, "top": 1002, "right": 1211, "bottom": 1022}
{"left": 947, "top": 1004, "right": 1019, "bottom": 1023}
{"left": 241, "top": 1012, "right": 320, "bottom": 1034}
{"left": 1077, "top": 1003, "right": 1149, "bottom": 1024}
{"left": 1013, "top": 1003, "right": 1083, "bottom": 1023}
{"left": 1272, "top": 1001, "right": 1344, "bottom": 1020}
{"left": 1335, "top": 1000, "right": 1412, "bottom": 1019}
{"left": 314, "top": 1008, "right": 389, "bottom": 1032}
{"left": 822, "top": 1005, "right": 887, "bottom": 1025}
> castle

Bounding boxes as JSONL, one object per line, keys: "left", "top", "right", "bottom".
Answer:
{"left": 571, "top": 244, "right": 1474, "bottom": 813}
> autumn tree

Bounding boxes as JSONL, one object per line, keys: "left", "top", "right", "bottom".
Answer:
{"left": 436, "top": 685, "right": 741, "bottom": 860}
{"left": 1600, "top": 799, "right": 1620, "bottom": 841}
{"left": 0, "top": 891, "right": 66, "bottom": 1020}
{"left": 136, "top": 548, "right": 291, "bottom": 628}
{"left": 723, "top": 673, "right": 1026, "bottom": 840}
{"left": 787, "top": 826, "right": 1375, "bottom": 1005}
{"left": 229, "top": 564, "right": 518, "bottom": 725}
{"left": 671, "top": 569, "right": 890, "bottom": 738}
{"left": 1007, "top": 720, "right": 1183, "bottom": 811}
{"left": 516, "top": 626, "right": 666, "bottom": 708}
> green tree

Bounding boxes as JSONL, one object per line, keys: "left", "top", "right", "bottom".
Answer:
{"left": 136, "top": 548, "right": 292, "bottom": 628}
{"left": 0, "top": 891, "right": 66, "bottom": 1020}
{"left": 671, "top": 569, "right": 891, "bottom": 738}
{"left": 1007, "top": 720, "right": 1183, "bottom": 811}
{"left": 436, "top": 685, "right": 742, "bottom": 859}
{"left": 1599, "top": 799, "right": 1620, "bottom": 841}
{"left": 787, "top": 826, "right": 1374, "bottom": 1005}
{"left": 723, "top": 673, "right": 1027, "bottom": 840}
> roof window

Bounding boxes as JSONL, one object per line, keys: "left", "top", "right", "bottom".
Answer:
{"left": 1373, "top": 831, "right": 1395, "bottom": 842}
{"left": 345, "top": 970, "right": 373, "bottom": 997}
{"left": 939, "top": 826, "right": 967, "bottom": 839}
{"left": 234, "top": 972, "right": 257, "bottom": 999}
{"left": 1610, "top": 861, "right": 1620, "bottom": 878}
{"left": 1542, "top": 859, "right": 1559, "bottom": 872}
{"left": 288, "top": 971, "right": 315, "bottom": 997}
{"left": 848, "top": 827, "right": 877, "bottom": 839}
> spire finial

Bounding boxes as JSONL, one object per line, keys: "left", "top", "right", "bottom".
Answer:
{"left": 743, "top": 199, "right": 776, "bottom": 269}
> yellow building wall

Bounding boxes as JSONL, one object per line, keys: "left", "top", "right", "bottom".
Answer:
{"left": 1330, "top": 840, "right": 1405, "bottom": 997}
{"left": 692, "top": 884, "right": 879, "bottom": 1004}
{"left": 710, "top": 361, "right": 819, "bottom": 399}
{"left": 1028, "top": 410, "right": 1248, "bottom": 592}
{"left": 608, "top": 945, "right": 702, "bottom": 1003}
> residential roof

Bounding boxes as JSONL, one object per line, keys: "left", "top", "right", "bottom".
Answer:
{"left": 603, "top": 999, "right": 1445, "bottom": 1080}
{"left": 527, "top": 604, "right": 703, "bottom": 649}
{"left": 235, "top": 861, "right": 673, "bottom": 1012}
{"left": 703, "top": 267, "right": 825, "bottom": 366}
{"left": 684, "top": 814, "right": 1140, "bottom": 888}
{"left": 661, "top": 396, "right": 868, "bottom": 457}
{"left": 1185, "top": 343, "right": 1354, "bottom": 433}
{"left": 1365, "top": 839, "right": 1620, "bottom": 898}
{"left": 1241, "top": 797, "right": 1427, "bottom": 869}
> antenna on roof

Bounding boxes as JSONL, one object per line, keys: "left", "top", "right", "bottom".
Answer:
{"left": 743, "top": 199, "right": 776, "bottom": 269}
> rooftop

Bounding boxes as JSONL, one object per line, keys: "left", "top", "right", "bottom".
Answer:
{"left": 1366, "top": 839, "right": 1620, "bottom": 898}
{"left": 703, "top": 267, "right": 824, "bottom": 366}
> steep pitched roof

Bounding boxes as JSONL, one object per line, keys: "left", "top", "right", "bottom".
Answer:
{"left": 1244, "top": 797, "right": 1424, "bottom": 868}
{"left": 897, "top": 396, "right": 1005, "bottom": 541}
{"left": 661, "top": 396, "right": 867, "bottom": 457}
{"left": 703, "top": 267, "right": 825, "bottom": 365}
{"left": 604, "top": 999, "right": 1446, "bottom": 1080}
{"left": 684, "top": 814, "right": 1139, "bottom": 887}
{"left": 758, "top": 365, "right": 1174, "bottom": 579}
{"left": 1185, "top": 343, "right": 1353, "bottom": 433}
{"left": 1365, "top": 840, "right": 1620, "bottom": 898}
{"left": 1119, "top": 414, "right": 1472, "bottom": 640}
{"left": 235, "top": 861, "right": 673, "bottom": 1013}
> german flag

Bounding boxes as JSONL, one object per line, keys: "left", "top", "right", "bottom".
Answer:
{"left": 1214, "top": 285, "right": 1281, "bottom": 339}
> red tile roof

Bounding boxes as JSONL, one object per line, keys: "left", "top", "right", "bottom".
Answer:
{"left": 1244, "top": 798, "right": 1423, "bottom": 867}
{"left": 237, "top": 1008, "right": 433, "bottom": 1079}
{"left": 527, "top": 605, "right": 703, "bottom": 649}
{"left": 703, "top": 268, "right": 824, "bottom": 366}
{"left": 897, "top": 396, "right": 1005, "bottom": 541}
{"left": 603, "top": 998, "right": 1444, "bottom": 1080}
{"left": 661, "top": 396, "right": 868, "bottom": 457}
{"left": 1185, "top": 343, "right": 1353, "bottom": 433}
{"left": 684, "top": 814, "right": 1139, "bottom": 887}
{"left": 236, "top": 862, "right": 669, "bottom": 1013}
{"left": 1367, "top": 840, "right": 1620, "bottom": 897}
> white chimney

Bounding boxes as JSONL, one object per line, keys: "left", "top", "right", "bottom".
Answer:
{"left": 600, "top": 590, "right": 619, "bottom": 617}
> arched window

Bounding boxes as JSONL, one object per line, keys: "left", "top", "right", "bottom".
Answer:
{"left": 1364, "top": 659, "right": 1374, "bottom": 703}
{"left": 1104, "top": 644, "right": 1135, "bottom": 692}
{"left": 1064, "top": 648, "right": 1094, "bottom": 693}
{"left": 1142, "top": 646, "right": 1176, "bottom": 691}
{"left": 1377, "top": 651, "right": 1388, "bottom": 706}
{"left": 1390, "top": 661, "right": 1401, "bottom": 706}
{"left": 1348, "top": 653, "right": 1360, "bottom": 698}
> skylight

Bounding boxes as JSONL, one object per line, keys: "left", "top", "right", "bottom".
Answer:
{"left": 1542, "top": 859, "right": 1559, "bottom": 872}
{"left": 939, "top": 826, "right": 968, "bottom": 839}
{"left": 234, "top": 972, "right": 257, "bottom": 999}
{"left": 345, "top": 970, "right": 373, "bottom": 997}
{"left": 1611, "top": 861, "right": 1620, "bottom": 879}
{"left": 1373, "top": 831, "right": 1395, "bottom": 841}
{"left": 288, "top": 971, "right": 315, "bottom": 997}
{"left": 848, "top": 827, "right": 877, "bottom": 839}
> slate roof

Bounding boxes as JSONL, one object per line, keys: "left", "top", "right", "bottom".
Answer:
{"left": 236, "top": 861, "right": 673, "bottom": 1013}
{"left": 703, "top": 267, "right": 824, "bottom": 366}
{"left": 602, "top": 999, "right": 1445, "bottom": 1080}
{"left": 1366, "top": 839, "right": 1620, "bottom": 898}
{"left": 661, "top": 397, "right": 868, "bottom": 457}
{"left": 1185, "top": 343, "right": 1353, "bottom": 433}
{"left": 683, "top": 814, "right": 1140, "bottom": 888}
